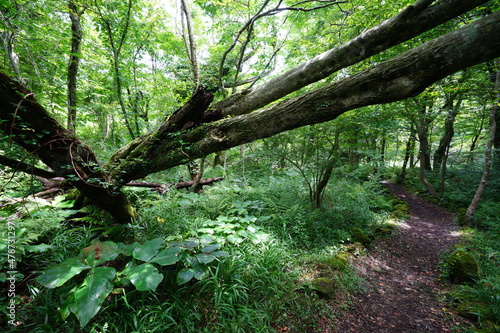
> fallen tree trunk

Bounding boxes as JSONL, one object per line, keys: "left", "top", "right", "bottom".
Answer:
{"left": 214, "top": 0, "right": 490, "bottom": 117}
{"left": 106, "top": 11, "right": 500, "bottom": 183}
{"left": 34, "top": 177, "right": 225, "bottom": 197}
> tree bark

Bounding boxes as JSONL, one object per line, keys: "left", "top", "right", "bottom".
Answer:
{"left": 0, "top": 155, "right": 56, "bottom": 179}
{"left": 466, "top": 61, "right": 500, "bottom": 222}
{"left": 67, "top": 1, "right": 85, "bottom": 134}
{"left": 397, "top": 129, "right": 416, "bottom": 184}
{"left": 433, "top": 71, "right": 468, "bottom": 171}
{"left": 0, "top": 74, "right": 136, "bottom": 223}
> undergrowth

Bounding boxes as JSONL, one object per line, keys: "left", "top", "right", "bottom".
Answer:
{"left": 1, "top": 167, "right": 397, "bottom": 332}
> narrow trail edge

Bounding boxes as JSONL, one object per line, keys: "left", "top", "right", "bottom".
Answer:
{"left": 329, "top": 181, "right": 475, "bottom": 332}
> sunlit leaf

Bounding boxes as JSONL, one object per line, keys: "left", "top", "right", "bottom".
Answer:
{"left": 177, "top": 268, "right": 195, "bottom": 285}
{"left": 38, "top": 258, "right": 91, "bottom": 289}
{"left": 133, "top": 238, "right": 164, "bottom": 262}
{"left": 71, "top": 267, "right": 116, "bottom": 327}
{"left": 150, "top": 246, "right": 181, "bottom": 266}
{"left": 127, "top": 263, "right": 163, "bottom": 291}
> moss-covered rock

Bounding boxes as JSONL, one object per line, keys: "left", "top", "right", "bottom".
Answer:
{"left": 350, "top": 228, "right": 371, "bottom": 246}
{"left": 346, "top": 242, "right": 365, "bottom": 256}
{"left": 374, "top": 224, "right": 397, "bottom": 238}
{"left": 310, "top": 278, "right": 336, "bottom": 299}
{"left": 390, "top": 199, "right": 409, "bottom": 219}
{"left": 327, "top": 253, "right": 349, "bottom": 271}
{"left": 446, "top": 249, "right": 480, "bottom": 284}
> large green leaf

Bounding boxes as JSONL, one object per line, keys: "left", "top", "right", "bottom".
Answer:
{"left": 196, "top": 253, "right": 216, "bottom": 264}
{"left": 201, "top": 243, "right": 221, "bottom": 253}
{"left": 38, "top": 258, "right": 91, "bottom": 289}
{"left": 71, "top": 266, "right": 116, "bottom": 327}
{"left": 81, "top": 240, "right": 121, "bottom": 267}
{"left": 177, "top": 268, "right": 195, "bottom": 285}
{"left": 150, "top": 246, "right": 181, "bottom": 266}
{"left": 127, "top": 263, "right": 163, "bottom": 291}
{"left": 133, "top": 238, "right": 164, "bottom": 262}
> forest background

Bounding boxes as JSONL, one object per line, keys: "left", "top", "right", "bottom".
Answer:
{"left": 1, "top": 0, "right": 500, "bottom": 331}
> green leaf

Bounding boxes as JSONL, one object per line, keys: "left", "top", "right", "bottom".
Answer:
{"left": 24, "top": 243, "right": 53, "bottom": 253}
{"left": 127, "top": 263, "right": 164, "bottom": 291}
{"left": 183, "top": 239, "right": 200, "bottom": 248}
{"left": 81, "top": 240, "right": 121, "bottom": 267}
{"left": 193, "top": 264, "right": 208, "bottom": 280}
{"left": 196, "top": 253, "right": 216, "bottom": 264}
{"left": 211, "top": 251, "right": 230, "bottom": 258}
{"left": 177, "top": 268, "right": 195, "bottom": 285}
{"left": 38, "top": 258, "right": 91, "bottom": 288}
{"left": 71, "top": 266, "right": 116, "bottom": 327}
{"left": 118, "top": 242, "right": 139, "bottom": 256}
{"left": 227, "top": 234, "right": 244, "bottom": 244}
{"left": 150, "top": 246, "right": 181, "bottom": 266}
{"left": 197, "top": 228, "right": 214, "bottom": 234}
{"left": 133, "top": 238, "right": 164, "bottom": 262}
{"left": 201, "top": 243, "right": 221, "bottom": 253}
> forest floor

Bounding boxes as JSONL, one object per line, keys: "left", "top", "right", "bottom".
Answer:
{"left": 326, "top": 181, "right": 476, "bottom": 333}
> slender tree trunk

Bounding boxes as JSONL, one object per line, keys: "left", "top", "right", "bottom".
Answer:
{"left": 397, "top": 130, "right": 416, "bottom": 184}
{"left": 417, "top": 106, "right": 437, "bottom": 194}
{"left": 180, "top": 0, "right": 199, "bottom": 87}
{"left": 67, "top": 1, "right": 85, "bottom": 134}
{"left": 468, "top": 110, "right": 486, "bottom": 162}
{"left": 417, "top": 107, "right": 433, "bottom": 171}
{"left": 466, "top": 61, "right": 500, "bottom": 221}
{"left": 312, "top": 159, "right": 336, "bottom": 208}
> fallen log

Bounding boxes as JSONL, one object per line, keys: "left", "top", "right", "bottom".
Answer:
{"left": 34, "top": 177, "right": 225, "bottom": 197}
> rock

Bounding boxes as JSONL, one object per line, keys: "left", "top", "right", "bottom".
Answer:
{"left": 446, "top": 249, "right": 480, "bottom": 284}
{"left": 346, "top": 242, "right": 365, "bottom": 256}
{"left": 310, "top": 278, "right": 336, "bottom": 299}
{"left": 327, "top": 253, "right": 349, "bottom": 271}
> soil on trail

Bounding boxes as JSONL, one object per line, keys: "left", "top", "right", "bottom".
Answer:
{"left": 329, "top": 182, "right": 474, "bottom": 333}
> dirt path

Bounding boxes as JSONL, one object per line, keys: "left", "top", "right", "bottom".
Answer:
{"left": 329, "top": 182, "right": 474, "bottom": 332}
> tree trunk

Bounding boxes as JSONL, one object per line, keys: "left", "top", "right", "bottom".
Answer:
{"left": 397, "top": 130, "right": 416, "bottom": 184}
{"left": 433, "top": 106, "right": 460, "bottom": 171}
{"left": 466, "top": 62, "right": 500, "bottom": 222}
{"left": 312, "top": 159, "right": 336, "bottom": 209}
{"left": 67, "top": 1, "right": 85, "bottom": 134}
{"left": 0, "top": 73, "right": 136, "bottom": 223}
{"left": 417, "top": 105, "right": 433, "bottom": 171}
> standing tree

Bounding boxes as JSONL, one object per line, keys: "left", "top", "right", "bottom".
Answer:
{"left": 466, "top": 60, "right": 500, "bottom": 221}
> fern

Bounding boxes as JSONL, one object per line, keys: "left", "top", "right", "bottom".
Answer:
{"left": 71, "top": 204, "right": 112, "bottom": 225}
